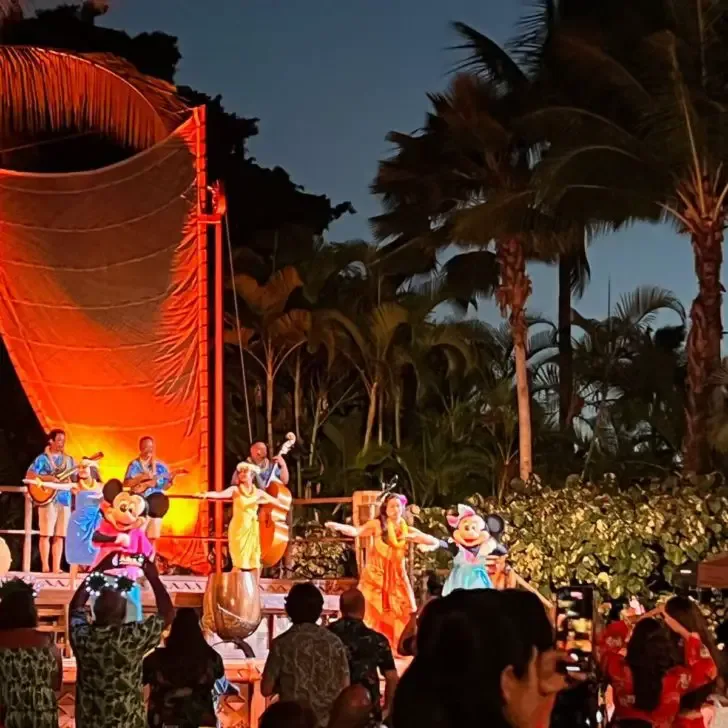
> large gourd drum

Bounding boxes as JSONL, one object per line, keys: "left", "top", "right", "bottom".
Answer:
{"left": 203, "top": 570, "right": 262, "bottom": 642}
{"left": 0, "top": 537, "right": 9, "bottom": 575}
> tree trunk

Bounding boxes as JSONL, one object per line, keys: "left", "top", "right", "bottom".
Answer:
{"left": 496, "top": 239, "right": 533, "bottom": 481}
{"left": 265, "top": 344, "right": 275, "bottom": 454}
{"left": 363, "top": 380, "right": 379, "bottom": 453}
{"left": 684, "top": 226, "right": 724, "bottom": 473}
{"left": 377, "top": 386, "right": 384, "bottom": 446}
{"left": 558, "top": 256, "right": 573, "bottom": 431}
{"left": 394, "top": 385, "right": 402, "bottom": 449}
{"left": 309, "top": 392, "right": 324, "bottom": 468}
{"left": 293, "top": 350, "right": 302, "bottom": 497}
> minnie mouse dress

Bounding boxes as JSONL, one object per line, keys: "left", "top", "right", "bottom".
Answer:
{"left": 442, "top": 538, "right": 508, "bottom": 596}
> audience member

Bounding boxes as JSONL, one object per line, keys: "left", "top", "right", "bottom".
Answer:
{"left": 397, "top": 571, "right": 442, "bottom": 657}
{"left": 328, "top": 684, "right": 374, "bottom": 728}
{"left": 69, "top": 553, "right": 175, "bottom": 728}
{"left": 329, "top": 588, "right": 398, "bottom": 725}
{"left": 259, "top": 700, "right": 317, "bottom": 728}
{"left": 599, "top": 604, "right": 717, "bottom": 728}
{"left": 261, "top": 582, "right": 350, "bottom": 728}
{"left": 393, "top": 589, "right": 571, "bottom": 728}
{"left": 666, "top": 596, "right": 723, "bottom": 728}
{"left": 0, "top": 578, "right": 61, "bottom": 728}
{"left": 143, "top": 606, "right": 224, "bottom": 728}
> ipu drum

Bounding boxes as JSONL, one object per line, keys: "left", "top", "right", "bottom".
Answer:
{"left": 202, "top": 570, "right": 262, "bottom": 642}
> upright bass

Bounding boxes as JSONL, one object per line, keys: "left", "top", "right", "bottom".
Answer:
{"left": 258, "top": 433, "right": 295, "bottom": 567}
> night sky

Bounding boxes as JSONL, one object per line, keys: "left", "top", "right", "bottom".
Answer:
{"left": 101, "top": 0, "right": 705, "bottom": 329}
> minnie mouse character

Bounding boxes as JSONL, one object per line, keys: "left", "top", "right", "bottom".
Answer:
{"left": 441, "top": 504, "right": 508, "bottom": 596}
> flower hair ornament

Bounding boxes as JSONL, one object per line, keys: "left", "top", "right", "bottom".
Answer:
{"left": 84, "top": 572, "right": 136, "bottom": 598}
{"left": 447, "top": 504, "right": 485, "bottom": 531}
{"left": 0, "top": 575, "right": 40, "bottom": 599}
{"left": 376, "top": 491, "right": 408, "bottom": 508}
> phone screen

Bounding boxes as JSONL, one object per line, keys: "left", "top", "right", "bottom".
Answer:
{"left": 555, "top": 586, "right": 596, "bottom": 677}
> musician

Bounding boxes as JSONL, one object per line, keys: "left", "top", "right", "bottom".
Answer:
{"left": 66, "top": 458, "right": 104, "bottom": 580}
{"left": 123, "top": 436, "right": 172, "bottom": 547}
{"left": 232, "top": 441, "right": 290, "bottom": 491}
{"left": 26, "top": 429, "right": 76, "bottom": 573}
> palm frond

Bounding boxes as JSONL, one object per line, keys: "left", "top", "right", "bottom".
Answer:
{"left": 450, "top": 21, "right": 528, "bottom": 93}
{"left": 613, "top": 285, "right": 686, "bottom": 329}
{"left": 506, "top": 0, "right": 556, "bottom": 76}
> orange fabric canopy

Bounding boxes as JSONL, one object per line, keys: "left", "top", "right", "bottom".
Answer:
{"left": 0, "top": 111, "right": 210, "bottom": 573}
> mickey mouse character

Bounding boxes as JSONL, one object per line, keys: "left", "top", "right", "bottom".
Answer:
{"left": 86, "top": 479, "right": 169, "bottom": 622}
{"left": 440, "top": 504, "right": 508, "bottom": 596}
{"left": 91, "top": 478, "right": 169, "bottom": 574}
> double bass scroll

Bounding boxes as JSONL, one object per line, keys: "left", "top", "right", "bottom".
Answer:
{"left": 258, "top": 433, "right": 295, "bottom": 567}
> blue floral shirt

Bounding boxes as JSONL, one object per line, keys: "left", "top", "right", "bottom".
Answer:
{"left": 28, "top": 452, "right": 76, "bottom": 507}
{"left": 124, "top": 459, "right": 171, "bottom": 496}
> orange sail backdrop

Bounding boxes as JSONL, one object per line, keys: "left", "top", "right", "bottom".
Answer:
{"left": 0, "top": 112, "right": 210, "bottom": 573}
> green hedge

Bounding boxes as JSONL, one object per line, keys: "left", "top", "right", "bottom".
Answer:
{"left": 286, "top": 476, "right": 728, "bottom": 602}
{"left": 415, "top": 475, "right": 728, "bottom": 600}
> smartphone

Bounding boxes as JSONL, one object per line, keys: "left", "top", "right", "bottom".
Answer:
{"left": 555, "top": 585, "right": 596, "bottom": 678}
{"left": 112, "top": 553, "right": 145, "bottom": 568}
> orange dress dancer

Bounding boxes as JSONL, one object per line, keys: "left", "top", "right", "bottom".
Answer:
{"left": 326, "top": 493, "right": 438, "bottom": 648}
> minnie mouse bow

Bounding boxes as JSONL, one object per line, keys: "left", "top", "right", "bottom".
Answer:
{"left": 447, "top": 504, "right": 476, "bottom": 528}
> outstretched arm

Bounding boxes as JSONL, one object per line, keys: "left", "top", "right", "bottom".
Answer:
{"left": 256, "top": 489, "right": 287, "bottom": 509}
{"left": 142, "top": 558, "right": 175, "bottom": 627}
{"left": 197, "top": 486, "right": 237, "bottom": 500}
{"left": 406, "top": 527, "right": 440, "bottom": 548}
{"left": 325, "top": 520, "right": 378, "bottom": 539}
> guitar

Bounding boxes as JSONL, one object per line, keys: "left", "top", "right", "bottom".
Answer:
{"left": 126, "top": 467, "right": 188, "bottom": 495}
{"left": 259, "top": 433, "right": 295, "bottom": 568}
{"left": 25, "top": 452, "right": 104, "bottom": 506}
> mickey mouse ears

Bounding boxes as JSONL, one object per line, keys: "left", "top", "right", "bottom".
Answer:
{"left": 486, "top": 514, "right": 505, "bottom": 537}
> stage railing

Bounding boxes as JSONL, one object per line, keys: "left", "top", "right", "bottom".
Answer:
{"left": 0, "top": 486, "right": 354, "bottom": 572}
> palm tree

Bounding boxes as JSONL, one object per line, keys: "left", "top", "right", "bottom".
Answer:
{"left": 227, "top": 266, "right": 345, "bottom": 453}
{"left": 567, "top": 286, "right": 686, "bottom": 477}
{"left": 373, "top": 65, "right": 582, "bottom": 480}
{"left": 524, "top": 1, "right": 728, "bottom": 472}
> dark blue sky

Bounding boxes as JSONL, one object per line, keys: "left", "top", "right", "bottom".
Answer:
{"left": 103, "top": 0, "right": 702, "bottom": 327}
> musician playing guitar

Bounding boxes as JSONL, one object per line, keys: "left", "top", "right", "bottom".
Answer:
{"left": 123, "top": 436, "right": 185, "bottom": 548}
{"left": 26, "top": 429, "right": 76, "bottom": 573}
{"left": 232, "top": 441, "right": 290, "bottom": 490}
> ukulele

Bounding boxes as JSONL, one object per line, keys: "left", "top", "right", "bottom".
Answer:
{"left": 127, "top": 467, "right": 188, "bottom": 495}
{"left": 258, "top": 433, "right": 295, "bottom": 568}
{"left": 25, "top": 452, "right": 104, "bottom": 506}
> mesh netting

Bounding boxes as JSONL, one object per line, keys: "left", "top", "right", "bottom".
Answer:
{"left": 0, "top": 112, "right": 210, "bottom": 573}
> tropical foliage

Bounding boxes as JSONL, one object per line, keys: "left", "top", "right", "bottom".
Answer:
{"left": 415, "top": 475, "right": 728, "bottom": 601}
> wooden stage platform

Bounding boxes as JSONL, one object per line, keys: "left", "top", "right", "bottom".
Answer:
{"left": 12, "top": 571, "right": 357, "bottom": 659}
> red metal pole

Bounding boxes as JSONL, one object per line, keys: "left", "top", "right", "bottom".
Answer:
{"left": 214, "top": 216, "right": 224, "bottom": 574}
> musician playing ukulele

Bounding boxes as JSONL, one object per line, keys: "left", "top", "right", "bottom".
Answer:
{"left": 196, "top": 463, "right": 286, "bottom": 571}
{"left": 233, "top": 441, "right": 290, "bottom": 491}
{"left": 26, "top": 429, "right": 76, "bottom": 573}
{"left": 123, "top": 436, "right": 181, "bottom": 549}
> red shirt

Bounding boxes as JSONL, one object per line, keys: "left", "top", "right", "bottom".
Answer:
{"left": 598, "top": 621, "right": 717, "bottom": 728}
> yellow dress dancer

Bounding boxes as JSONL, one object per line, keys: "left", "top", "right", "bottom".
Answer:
{"left": 228, "top": 485, "right": 261, "bottom": 569}
{"left": 197, "top": 463, "right": 284, "bottom": 570}
{"left": 326, "top": 493, "right": 439, "bottom": 648}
